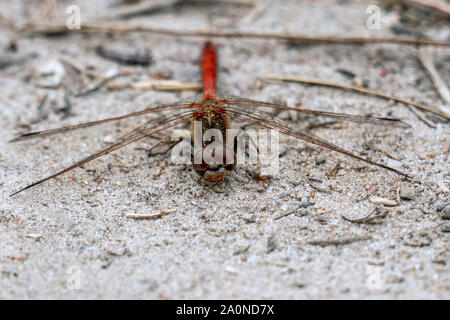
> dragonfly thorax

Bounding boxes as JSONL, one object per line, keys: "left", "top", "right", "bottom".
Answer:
{"left": 192, "top": 99, "right": 230, "bottom": 147}
{"left": 191, "top": 98, "right": 235, "bottom": 182}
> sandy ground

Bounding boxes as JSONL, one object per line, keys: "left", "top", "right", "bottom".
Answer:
{"left": 0, "top": 0, "right": 449, "bottom": 299}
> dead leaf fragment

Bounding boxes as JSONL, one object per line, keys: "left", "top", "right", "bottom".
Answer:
{"left": 369, "top": 197, "right": 398, "bottom": 207}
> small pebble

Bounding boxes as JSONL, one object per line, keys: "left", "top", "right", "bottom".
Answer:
{"left": 387, "top": 159, "right": 402, "bottom": 169}
{"left": 440, "top": 205, "right": 450, "bottom": 220}
{"left": 315, "top": 158, "right": 326, "bottom": 165}
{"left": 427, "top": 150, "right": 439, "bottom": 158}
{"left": 300, "top": 197, "right": 309, "bottom": 208}
{"left": 103, "top": 135, "right": 115, "bottom": 143}
{"left": 36, "top": 59, "right": 65, "bottom": 87}
{"left": 242, "top": 215, "right": 256, "bottom": 224}
{"left": 225, "top": 266, "right": 239, "bottom": 275}
{"left": 25, "top": 233, "right": 42, "bottom": 240}
{"left": 399, "top": 187, "right": 415, "bottom": 200}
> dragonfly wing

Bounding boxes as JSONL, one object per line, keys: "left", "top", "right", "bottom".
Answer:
{"left": 10, "top": 101, "right": 196, "bottom": 142}
{"left": 225, "top": 108, "right": 411, "bottom": 178}
{"left": 10, "top": 113, "right": 192, "bottom": 196}
{"left": 224, "top": 97, "right": 410, "bottom": 128}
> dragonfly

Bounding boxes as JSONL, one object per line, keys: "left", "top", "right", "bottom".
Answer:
{"left": 10, "top": 41, "right": 411, "bottom": 196}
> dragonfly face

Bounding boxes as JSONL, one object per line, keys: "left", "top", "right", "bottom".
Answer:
{"left": 191, "top": 98, "right": 236, "bottom": 182}
{"left": 192, "top": 98, "right": 229, "bottom": 139}
{"left": 192, "top": 154, "right": 237, "bottom": 182}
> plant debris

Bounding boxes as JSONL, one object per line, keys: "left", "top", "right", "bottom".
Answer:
{"left": 369, "top": 197, "right": 399, "bottom": 207}
{"left": 263, "top": 75, "right": 450, "bottom": 120}
{"left": 125, "top": 209, "right": 177, "bottom": 219}
{"left": 307, "top": 236, "right": 371, "bottom": 246}
{"left": 96, "top": 45, "right": 152, "bottom": 66}
{"left": 17, "top": 21, "right": 450, "bottom": 46}
{"left": 342, "top": 208, "right": 389, "bottom": 224}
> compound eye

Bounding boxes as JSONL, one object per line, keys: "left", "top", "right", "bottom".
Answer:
{"left": 214, "top": 108, "right": 224, "bottom": 114}
{"left": 193, "top": 111, "right": 203, "bottom": 118}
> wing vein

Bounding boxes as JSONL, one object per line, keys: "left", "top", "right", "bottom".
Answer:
{"left": 224, "top": 108, "right": 410, "bottom": 178}
{"left": 10, "top": 113, "right": 192, "bottom": 196}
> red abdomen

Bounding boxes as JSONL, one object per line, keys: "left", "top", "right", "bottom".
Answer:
{"left": 201, "top": 41, "right": 217, "bottom": 100}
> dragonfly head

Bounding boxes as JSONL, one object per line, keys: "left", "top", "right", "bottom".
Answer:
{"left": 193, "top": 99, "right": 228, "bottom": 129}
{"left": 192, "top": 145, "right": 236, "bottom": 182}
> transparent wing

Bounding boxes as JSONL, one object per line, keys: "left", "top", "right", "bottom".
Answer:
{"left": 10, "top": 98, "right": 199, "bottom": 142}
{"left": 10, "top": 112, "right": 193, "bottom": 196}
{"left": 222, "top": 96, "right": 410, "bottom": 128}
{"left": 224, "top": 107, "right": 410, "bottom": 178}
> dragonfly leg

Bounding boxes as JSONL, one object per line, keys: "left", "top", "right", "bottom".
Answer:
{"left": 147, "top": 136, "right": 184, "bottom": 157}
{"left": 235, "top": 124, "right": 260, "bottom": 156}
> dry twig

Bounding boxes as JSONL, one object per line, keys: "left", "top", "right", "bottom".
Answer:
{"left": 273, "top": 207, "right": 300, "bottom": 220}
{"left": 405, "top": 105, "right": 437, "bottom": 128}
{"left": 369, "top": 197, "right": 398, "bottom": 207}
{"left": 418, "top": 47, "right": 450, "bottom": 110}
{"left": 129, "top": 79, "right": 202, "bottom": 91}
{"left": 25, "top": 233, "right": 43, "bottom": 239}
{"left": 125, "top": 209, "right": 177, "bottom": 219}
{"left": 16, "top": 21, "right": 450, "bottom": 47}
{"left": 74, "top": 71, "right": 132, "bottom": 97}
{"left": 307, "top": 236, "right": 371, "bottom": 246}
{"left": 263, "top": 75, "right": 450, "bottom": 120}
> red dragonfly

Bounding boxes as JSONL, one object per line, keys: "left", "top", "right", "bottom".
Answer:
{"left": 10, "top": 41, "right": 410, "bottom": 196}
